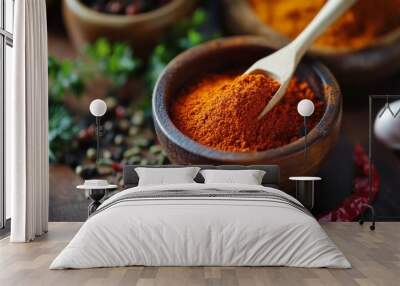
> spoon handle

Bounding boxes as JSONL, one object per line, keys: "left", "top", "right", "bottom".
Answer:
{"left": 290, "top": 0, "right": 357, "bottom": 64}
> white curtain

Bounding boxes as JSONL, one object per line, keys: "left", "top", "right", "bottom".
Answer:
{"left": 7, "top": 0, "right": 49, "bottom": 242}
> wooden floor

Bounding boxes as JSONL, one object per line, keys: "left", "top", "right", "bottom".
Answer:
{"left": 0, "top": 222, "right": 398, "bottom": 286}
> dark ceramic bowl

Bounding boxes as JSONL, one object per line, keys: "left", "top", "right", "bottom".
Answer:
{"left": 63, "top": 0, "right": 198, "bottom": 58}
{"left": 152, "top": 36, "right": 342, "bottom": 187}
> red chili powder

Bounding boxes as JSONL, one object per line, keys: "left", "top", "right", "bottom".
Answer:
{"left": 170, "top": 73, "right": 324, "bottom": 152}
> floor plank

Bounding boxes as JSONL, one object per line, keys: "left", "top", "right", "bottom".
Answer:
{"left": 0, "top": 222, "right": 398, "bottom": 286}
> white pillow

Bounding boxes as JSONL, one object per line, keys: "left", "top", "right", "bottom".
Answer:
{"left": 135, "top": 167, "right": 201, "bottom": 186}
{"left": 200, "top": 169, "right": 266, "bottom": 185}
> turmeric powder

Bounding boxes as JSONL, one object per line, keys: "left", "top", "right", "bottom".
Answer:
{"left": 170, "top": 73, "right": 324, "bottom": 152}
{"left": 248, "top": 0, "right": 400, "bottom": 49}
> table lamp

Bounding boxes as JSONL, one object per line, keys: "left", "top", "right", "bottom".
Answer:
{"left": 297, "top": 99, "right": 315, "bottom": 159}
{"left": 89, "top": 99, "right": 107, "bottom": 164}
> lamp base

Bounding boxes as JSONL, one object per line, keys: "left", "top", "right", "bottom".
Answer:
{"left": 88, "top": 189, "right": 106, "bottom": 216}
{"left": 358, "top": 204, "right": 376, "bottom": 231}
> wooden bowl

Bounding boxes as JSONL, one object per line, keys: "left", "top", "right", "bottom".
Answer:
{"left": 152, "top": 36, "right": 342, "bottom": 188}
{"left": 63, "top": 0, "right": 198, "bottom": 57}
{"left": 223, "top": 0, "right": 400, "bottom": 85}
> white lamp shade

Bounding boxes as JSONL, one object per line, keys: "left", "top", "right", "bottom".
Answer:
{"left": 89, "top": 99, "right": 107, "bottom": 117}
{"left": 297, "top": 99, "right": 315, "bottom": 117}
{"left": 374, "top": 100, "right": 400, "bottom": 149}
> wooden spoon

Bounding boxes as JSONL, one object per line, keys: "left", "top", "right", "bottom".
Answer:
{"left": 245, "top": 0, "right": 357, "bottom": 119}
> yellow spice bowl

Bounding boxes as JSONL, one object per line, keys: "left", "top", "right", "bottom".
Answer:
{"left": 223, "top": 0, "right": 400, "bottom": 86}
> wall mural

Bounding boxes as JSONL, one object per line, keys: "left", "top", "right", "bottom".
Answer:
{"left": 47, "top": 0, "right": 400, "bottom": 222}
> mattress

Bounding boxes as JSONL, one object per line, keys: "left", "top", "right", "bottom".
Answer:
{"left": 50, "top": 183, "right": 350, "bottom": 269}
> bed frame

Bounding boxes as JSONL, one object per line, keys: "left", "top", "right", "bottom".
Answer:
{"left": 123, "top": 165, "right": 280, "bottom": 189}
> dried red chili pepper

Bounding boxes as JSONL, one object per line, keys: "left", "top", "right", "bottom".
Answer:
{"left": 318, "top": 144, "right": 380, "bottom": 222}
{"left": 111, "top": 162, "right": 123, "bottom": 172}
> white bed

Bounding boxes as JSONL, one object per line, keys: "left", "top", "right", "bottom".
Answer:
{"left": 50, "top": 183, "right": 350, "bottom": 269}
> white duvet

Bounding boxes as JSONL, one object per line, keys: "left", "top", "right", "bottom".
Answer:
{"left": 50, "top": 183, "right": 350, "bottom": 269}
